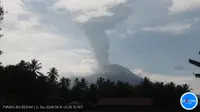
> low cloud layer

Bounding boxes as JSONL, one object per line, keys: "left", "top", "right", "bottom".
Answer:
{"left": 142, "top": 23, "right": 192, "bottom": 35}
{"left": 169, "top": 0, "right": 200, "bottom": 14}
{"left": 54, "top": 0, "right": 126, "bottom": 23}
{"left": 132, "top": 68, "right": 200, "bottom": 93}
{"left": 174, "top": 65, "right": 186, "bottom": 70}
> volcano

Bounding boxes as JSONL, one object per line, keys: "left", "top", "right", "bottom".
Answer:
{"left": 71, "top": 64, "right": 142, "bottom": 85}
{"left": 102, "top": 64, "right": 142, "bottom": 85}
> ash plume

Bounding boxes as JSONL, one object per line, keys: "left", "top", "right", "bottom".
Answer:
{"left": 83, "top": 26, "right": 110, "bottom": 70}
{"left": 69, "top": 2, "right": 143, "bottom": 85}
{"left": 80, "top": 3, "right": 131, "bottom": 71}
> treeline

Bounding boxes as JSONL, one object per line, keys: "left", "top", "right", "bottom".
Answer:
{"left": 0, "top": 59, "right": 191, "bottom": 108}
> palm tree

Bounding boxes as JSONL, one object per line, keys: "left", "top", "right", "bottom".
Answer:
{"left": 0, "top": 3, "right": 4, "bottom": 21}
{"left": 27, "top": 59, "right": 42, "bottom": 77}
{"left": 182, "top": 83, "right": 191, "bottom": 92}
{"left": 74, "top": 78, "right": 79, "bottom": 87}
{"left": 80, "top": 78, "right": 88, "bottom": 91}
{"left": 28, "top": 59, "right": 42, "bottom": 72}
{"left": 17, "top": 60, "right": 28, "bottom": 71}
{"left": 47, "top": 67, "right": 59, "bottom": 84}
{"left": 96, "top": 77, "right": 105, "bottom": 88}
{"left": 59, "top": 77, "right": 71, "bottom": 90}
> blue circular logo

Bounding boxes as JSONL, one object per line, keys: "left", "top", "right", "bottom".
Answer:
{"left": 180, "top": 92, "right": 198, "bottom": 110}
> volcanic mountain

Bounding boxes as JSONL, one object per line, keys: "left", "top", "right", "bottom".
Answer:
{"left": 101, "top": 64, "right": 142, "bottom": 85}
{"left": 71, "top": 64, "right": 142, "bottom": 85}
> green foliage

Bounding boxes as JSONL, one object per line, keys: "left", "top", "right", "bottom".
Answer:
{"left": 0, "top": 60, "right": 192, "bottom": 107}
{"left": 0, "top": 2, "right": 4, "bottom": 21}
{"left": 0, "top": 1, "right": 4, "bottom": 67}
{"left": 0, "top": 1, "right": 4, "bottom": 42}
{"left": 47, "top": 67, "right": 59, "bottom": 84}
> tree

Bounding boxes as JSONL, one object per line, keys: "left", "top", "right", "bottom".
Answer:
{"left": 182, "top": 83, "right": 191, "bottom": 92}
{"left": 71, "top": 78, "right": 83, "bottom": 101}
{"left": 37, "top": 74, "right": 48, "bottom": 83}
{"left": 59, "top": 77, "right": 71, "bottom": 90}
{"left": 138, "top": 77, "right": 154, "bottom": 97}
{"left": 47, "top": 67, "right": 59, "bottom": 84}
{"left": 96, "top": 77, "right": 105, "bottom": 88}
{"left": 189, "top": 51, "right": 200, "bottom": 78}
{"left": 0, "top": 1, "right": 4, "bottom": 21}
{"left": 80, "top": 78, "right": 88, "bottom": 91}
{"left": 58, "top": 77, "right": 71, "bottom": 103}
{"left": 116, "top": 81, "right": 133, "bottom": 97}
{"left": 0, "top": 1, "right": 4, "bottom": 40}
{"left": 17, "top": 60, "right": 29, "bottom": 71}
{"left": 0, "top": 1, "right": 4, "bottom": 65}
{"left": 73, "top": 78, "right": 80, "bottom": 87}
{"left": 27, "top": 59, "right": 42, "bottom": 76}
{"left": 88, "top": 83, "right": 98, "bottom": 103}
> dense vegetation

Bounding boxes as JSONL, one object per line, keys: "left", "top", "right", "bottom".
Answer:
{"left": 0, "top": 59, "right": 191, "bottom": 108}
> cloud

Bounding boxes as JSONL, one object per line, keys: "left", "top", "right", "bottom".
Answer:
{"left": 126, "top": 29, "right": 136, "bottom": 35}
{"left": 54, "top": 0, "right": 126, "bottom": 23}
{"left": 142, "top": 22, "right": 192, "bottom": 34}
{"left": 174, "top": 65, "right": 186, "bottom": 70}
{"left": 0, "top": 0, "right": 97, "bottom": 76}
{"left": 106, "top": 27, "right": 135, "bottom": 39}
{"left": 2, "top": 0, "right": 26, "bottom": 14}
{"left": 169, "top": 0, "right": 200, "bottom": 14}
{"left": 1, "top": 0, "right": 200, "bottom": 90}
{"left": 194, "top": 17, "right": 200, "bottom": 23}
{"left": 132, "top": 68, "right": 200, "bottom": 93}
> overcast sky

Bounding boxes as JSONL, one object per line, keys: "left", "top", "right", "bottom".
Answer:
{"left": 0, "top": 0, "right": 200, "bottom": 93}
